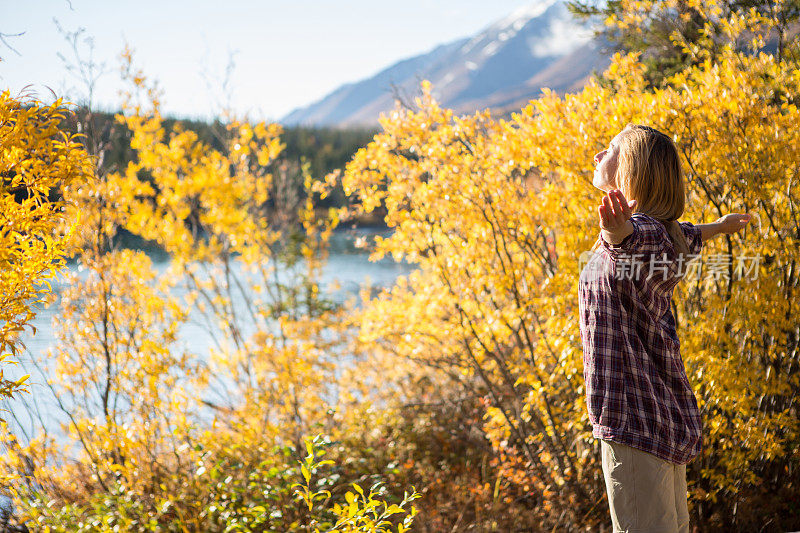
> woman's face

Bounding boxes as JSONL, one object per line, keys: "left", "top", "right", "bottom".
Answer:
{"left": 593, "top": 131, "right": 624, "bottom": 192}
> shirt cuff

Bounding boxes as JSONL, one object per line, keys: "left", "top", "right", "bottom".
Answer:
{"left": 601, "top": 220, "right": 639, "bottom": 258}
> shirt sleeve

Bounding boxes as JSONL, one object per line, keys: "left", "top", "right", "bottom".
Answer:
{"left": 678, "top": 221, "right": 703, "bottom": 256}
{"left": 600, "top": 213, "right": 666, "bottom": 259}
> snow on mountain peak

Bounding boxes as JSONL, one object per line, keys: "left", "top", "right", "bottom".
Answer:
{"left": 527, "top": 9, "right": 594, "bottom": 57}
{"left": 460, "top": 0, "right": 562, "bottom": 57}
{"left": 280, "top": 0, "right": 610, "bottom": 127}
{"left": 494, "top": 0, "right": 560, "bottom": 32}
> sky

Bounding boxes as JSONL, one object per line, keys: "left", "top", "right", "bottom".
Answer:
{"left": 1, "top": 0, "right": 540, "bottom": 122}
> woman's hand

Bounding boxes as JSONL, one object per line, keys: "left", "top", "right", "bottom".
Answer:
{"left": 599, "top": 189, "right": 637, "bottom": 232}
{"left": 598, "top": 189, "right": 637, "bottom": 245}
{"left": 715, "top": 213, "right": 752, "bottom": 235}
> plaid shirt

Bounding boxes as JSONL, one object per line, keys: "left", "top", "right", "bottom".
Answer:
{"left": 578, "top": 212, "right": 703, "bottom": 465}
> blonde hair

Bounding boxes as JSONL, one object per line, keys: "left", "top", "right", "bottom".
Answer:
{"left": 592, "top": 123, "right": 690, "bottom": 257}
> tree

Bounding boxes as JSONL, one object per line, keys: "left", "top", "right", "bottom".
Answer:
{"left": 1, "top": 47, "right": 420, "bottom": 532}
{"left": 0, "top": 91, "right": 91, "bottom": 403}
{"left": 567, "top": 0, "right": 800, "bottom": 86}
{"left": 342, "top": 8, "right": 800, "bottom": 528}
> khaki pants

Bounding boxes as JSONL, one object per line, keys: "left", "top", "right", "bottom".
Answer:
{"left": 601, "top": 440, "right": 690, "bottom": 533}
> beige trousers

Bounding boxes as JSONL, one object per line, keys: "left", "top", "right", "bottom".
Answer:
{"left": 601, "top": 439, "right": 690, "bottom": 533}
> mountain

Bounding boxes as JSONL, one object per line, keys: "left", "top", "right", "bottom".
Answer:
{"left": 280, "top": 0, "right": 611, "bottom": 128}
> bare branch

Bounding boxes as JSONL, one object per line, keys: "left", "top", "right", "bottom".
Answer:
{"left": 388, "top": 80, "right": 415, "bottom": 112}
{"left": 199, "top": 44, "right": 240, "bottom": 119}
{"left": 0, "top": 30, "right": 25, "bottom": 57}
{"left": 53, "top": 18, "right": 110, "bottom": 109}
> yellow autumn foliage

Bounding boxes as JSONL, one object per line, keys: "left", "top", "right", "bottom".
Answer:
{"left": 0, "top": 91, "right": 92, "bottom": 401}
{"left": 3, "top": 3, "right": 798, "bottom": 529}
{"left": 342, "top": 17, "right": 800, "bottom": 531}
{"left": 1, "top": 50, "right": 419, "bottom": 532}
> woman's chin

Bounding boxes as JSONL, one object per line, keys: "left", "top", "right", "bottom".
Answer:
{"left": 592, "top": 177, "right": 610, "bottom": 192}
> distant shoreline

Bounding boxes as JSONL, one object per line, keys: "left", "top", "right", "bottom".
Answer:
{"left": 315, "top": 206, "right": 390, "bottom": 231}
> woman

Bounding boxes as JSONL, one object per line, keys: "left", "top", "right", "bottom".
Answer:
{"left": 578, "top": 124, "right": 751, "bottom": 532}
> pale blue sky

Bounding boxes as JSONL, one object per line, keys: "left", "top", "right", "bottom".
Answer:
{"left": 1, "top": 0, "right": 539, "bottom": 122}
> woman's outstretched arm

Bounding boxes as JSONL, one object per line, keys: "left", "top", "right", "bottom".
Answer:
{"left": 696, "top": 214, "right": 752, "bottom": 242}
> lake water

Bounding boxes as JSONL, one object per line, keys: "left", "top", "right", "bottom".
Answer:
{"left": 1, "top": 226, "right": 416, "bottom": 442}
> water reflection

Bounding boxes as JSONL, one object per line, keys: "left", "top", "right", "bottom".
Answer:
{"left": 2, "top": 227, "right": 415, "bottom": 445}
